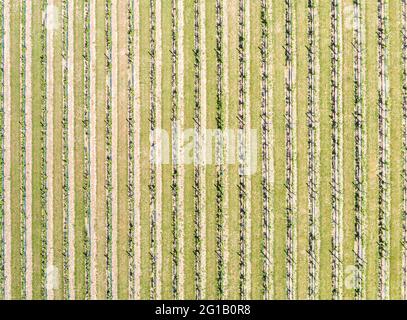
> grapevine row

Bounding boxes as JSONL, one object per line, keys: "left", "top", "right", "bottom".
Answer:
{"left": 284, "top": 0, "right": 297, "bottom": 300}
{"left": 40, "top": 0, "right": 48, "bottom": 299}
{"left": 237, "top": 0, "right": 251, "bottom": 299}
{"left": 127, "top": 0, "right": 141, "bottom": 300}
{"left": 193, "top": 0, "right": 204, "bottom": 300}
{"left": 330, "top": 0, "right": 343, "bottom": 300}
{"left": 149, "top": 0, "right": 159, "bottom": 299}
{"left": 127, "top": 0, "right": 136, "bottom": 300}
{"left": 24, "top": 0, "right": 33, "bottom": 299}
{"left": 306, "top": 0, "right": 320, "bottom": 300}
{"left": 170, "top": 0, "right": 181, "bottom": 299}
{"left": 0, "top": 0, "right": 4, "bottom": 299}
{"left": 402, "top": 0, "right": 407, "bottom": 301}
{"left": 215, "top": 0, "right": 226, "bottom": 299}
{"left": 260, "top": 0, "right": 273, "bottom": 300}
{"left": 105, "top": 0, "right": 113, "bottom": 299}
{"left": 353, "top": 0, "right": 367, "bottom": 300}
{"left": 19, "top": 0, "right": 28, "bottom": 299}
{"left": 62, "top": 0, "right": 71, "bottom": 299}
{"left": 83, "top": 0, "right": 92, "bottom": 299}
{"left": 377, "top": 0, "right": 390, "bottom": 300}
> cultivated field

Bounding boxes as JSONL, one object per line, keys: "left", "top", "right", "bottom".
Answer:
{"left": 0, "top": 0, "right": 407, "bottom": 300}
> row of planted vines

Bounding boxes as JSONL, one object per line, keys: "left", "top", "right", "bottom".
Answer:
{"left": 353, "top": 0, "right": 367, "bottom": 300}
{"left": 39, "top": 0, "right": 48, "bottom": 300}
{"left": 83, "top": 0, "right": 92, "bottom": 299}
{"left": 238, "top": 0, "right": 250, "bottom": 300}
{"left": 127, "top": 0, "right": 139, "bottom": 301}
{"left": 0, "top": 0, "right": 407, "bottom": 301}
{"left": 377, "top": 0, "right": 390, "bottom": 300}
{"left": 170, "top": 0, "right": 183, "bottom": 300}
{"left": 215, "top": 0, "right": 228, "bottom": 301}
{"left": 61, "top": 0, "right": 71, "bottom": 300}
{"left": 19, "top": 0, "right": 28, "bottom": 300}
{"left": 402, "top": 0, "right": 407, "bottom": 301}
{"left": 330, "top": 0, "right": 343, "bottom": 300}
{"left": 193, "top": 0, "right": 205, "bottom": 300}
{"left": 0, "top": 0, "right": 5, "bottom": 300}
{"left": 284, "top": 0, "right": 297, "bottom": 300}
{"left": 306, "top": 0, "right": 319, "bottom": 301}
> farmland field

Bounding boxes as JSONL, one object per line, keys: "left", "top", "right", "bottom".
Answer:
{"left": 1, "top": 0, "right": 407, "bottom": 300}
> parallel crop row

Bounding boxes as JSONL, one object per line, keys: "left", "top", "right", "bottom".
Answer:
{"left": 40, "top": 0, "right": 48, "bottom": 299}
{"left": 306, "top": 0, "right": 319, "bottom": 300}
{"left": 193, "top": 0, "right": 203, "bottom": 300}
{"left": 62, "top": 0, "right": 70, "bottom": 299}
{"left": 170, "top": 0, "right": 181, "bottom": 299}
{"left": 402, "top": 0, "right": 407, "bottom": 301}
{"left": 260, "top": 0, "right": 273, "bottom": 300}
{"left": 0, "top": 0, "right": 4, "bottom": 300}
{"left": 127, "top": 0, "right": 136, "bottom": 300}
{"left": 377, "top": 0, "right": 390, "bottom": 300}
{"left": 284, "top": 0, "right": 297, "bottom": 300}
{"left": 215, "top": 0, "right": 226, "bottom": 299}
{"left": 105, "top": 0, "right": 113, "bottom": 300}
{"left": 353, "top": 0, "right": 366, "bottom": 300}
{"left": 149, "top": 0, "right": 159, "bottom": 300}
{"left": 83, "top": 0, "right": 92, "bottom": 299}
{"left": 330, "top": 0, "right": 343, "bottom": 300}
{"left": 20, "top": 0, "right": 28, "bottom": 299}
{"left": 238, "top": 0, "right": 249, "bottom": 299}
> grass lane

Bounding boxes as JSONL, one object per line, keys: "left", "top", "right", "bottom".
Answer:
{"left": 365, "top": 0, "right": 379, "bottom": 299}
{"left": 10, "top": 0, "right": 21, "bottom": 299}
{"left": 249, "top": 0, "right": 263, "bottom": 300}
{"left": 51, "top": 0, "right": 63, "bottom": 300}
{"left": 272, "top": 0, "right": 286, "bottom": 300}
{"left": 295, "top": 0, "right": 309, "bottom": 300}
{"left": 31, "top": 0, "right": 43, "bottom": 299}
{"left": 116, "top": 0, "right": 129, "bottom": 300}
{"left": 389, "top": 0, "right": 403, "bottom": 300}
{"left": 160, "top": 0, "right": 172, "bottom": 299}
{"left": 342, "top": 0, "right": 356, "bottom": 300}
{"left": 95, "top": 0, "right": 106, "bottom": 299}
{"left": 204, "top": 0, "right": 217, "bottom": 300}
{"left": 226, "top": 0, "right": 240, "bottom": 300}
{"left": 73, "top": 0, "right": 85, "bottom": 300}
{"left": 139, "top": 0, "right": 151, "bottom": 299}
{"left": 318, "top": 0, "right": 333, "bottom": 299}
